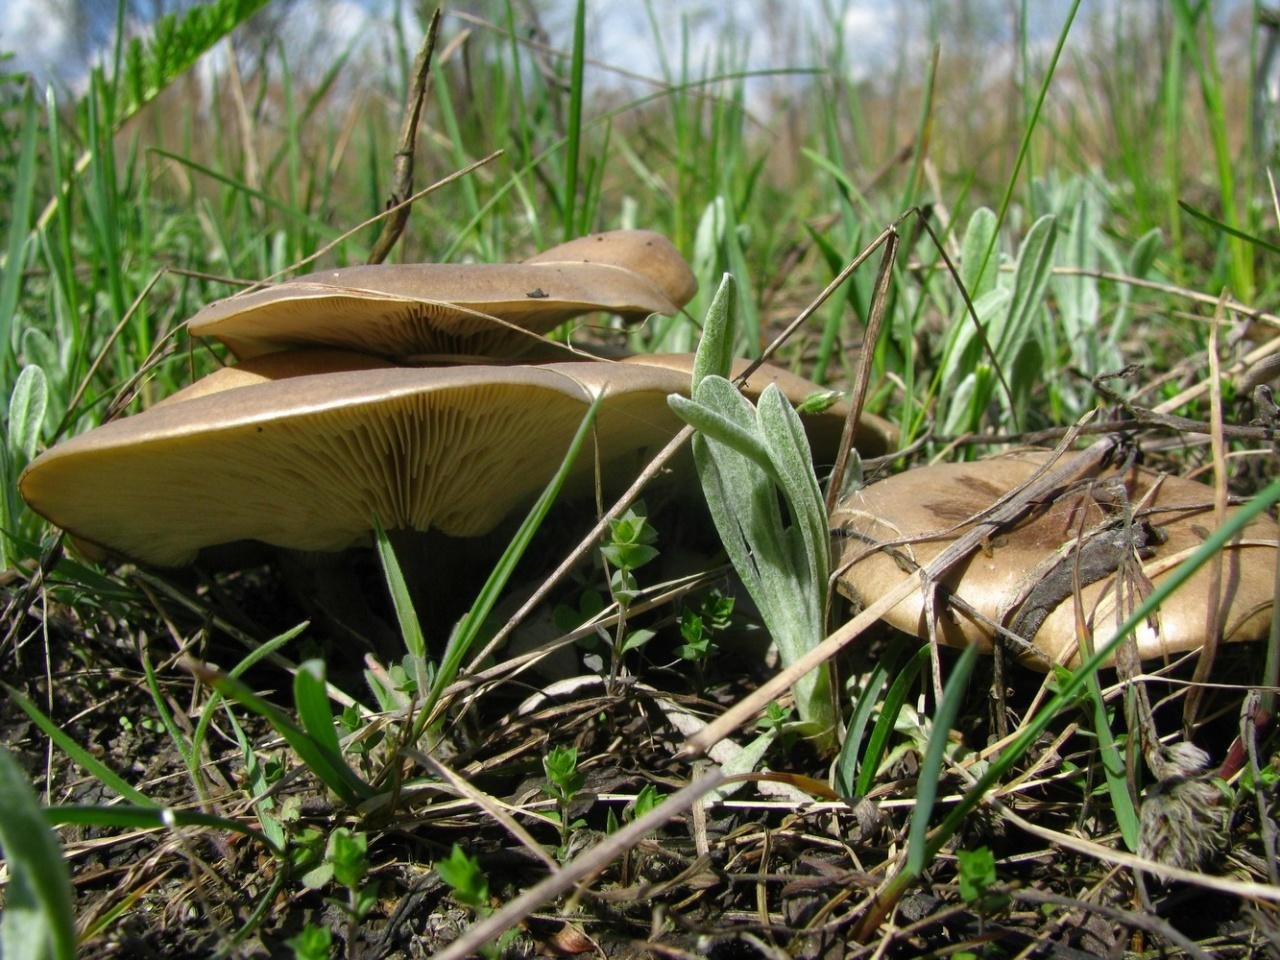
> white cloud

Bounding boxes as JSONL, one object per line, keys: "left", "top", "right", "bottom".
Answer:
{"left": 1, "top": 0, "right": 81, "bottom": 90}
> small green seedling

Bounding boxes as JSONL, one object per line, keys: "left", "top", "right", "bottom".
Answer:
{"left": 435, "top": 845, "right": 515, "bottom": 958}
{"left": 628, "top": 783, "right": 664, "bottom": 821}
{"left": 300, "top": 827, "right": 377, "bottom": 949}
{"left": 607, "top": 782, "right": 666, "bottom": 836}
{"left": 598, "top": 502, "right": 661, "bottom": 677}
{"left": 436, "top": 843, "right": 489, "bottom": 911}
{"left": 955, "top": 846, "right": 1009, "bottom": 917}
{"left": 286, "top": 924, "right": 332, "bottom": 960}
{"left": 543, "top": 745, "right": 588, "bottom": 856}
{"left": 678, "top": 589, "right": 734, "bottom": 660}
{"left": 677, "top": 590, "right": 734, "bottom": 689}
{"left": 601, "top": 504, "right": 660, "bottom": 589}
{"left": 758, "top": 701, "right": 792, "bottom": 731}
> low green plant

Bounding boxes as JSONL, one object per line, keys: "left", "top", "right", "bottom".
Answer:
{"left": 936, "top": 209, "right": 1058, "bottom": 438}
{"left": 669, "top": 274, "right": 838, "bottom": 752}
{"left": 955, "top": 846, "right": 1010, "bottom": 916}
{"left": 607, "top": 782, "right": 666, "bottom": 835}
{"left": 835, "top": 638, "right": 928, "bottom": 800}
{"left": 300, "top": 827, "right": 378, "bottom": 945}
{"left": 543, "top": 745, "right": 588, "bottom": 857}
{"left": 285, "top": 924, "right": 332, "bottom": 960}
{"left": 435, "top": 844, "right": 515, "bottom": 959}
{"left": 198, "top": 658, "right": 372, "bottom": 806}
{"left": 436, "top": 843, "right": 489, "bottom": 911}
{"left": 677, "top": 589, "right": 734, "bottom": 666}
{"left": 597, "top": 502, "right": 661, "bottom": 677}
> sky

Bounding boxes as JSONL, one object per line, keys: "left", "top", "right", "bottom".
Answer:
{"left": 0, "top": 0, "right": 1251, "bottom": 105}
{"left": 0, "top": 1, "right": 1062, "bottom": 92}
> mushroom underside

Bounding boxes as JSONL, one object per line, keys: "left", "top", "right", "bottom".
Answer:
{"left": 21, "top": 367, "right": 686, "bottom": 567}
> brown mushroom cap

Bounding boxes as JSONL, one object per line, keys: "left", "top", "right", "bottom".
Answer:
{"left": 832, "top": 450, "right": 1279, "bottom": 668}
{"left": 20, "top": 360, "right": 693, "bottom": 567}
{"left": 523, "top": 230, "right": 698, "bottom": 308}
{"left": 620, "top": 352, "right": 896, "bottom": 459}
{"left": 186, "top": 231, "right": 696, "bottom": 360}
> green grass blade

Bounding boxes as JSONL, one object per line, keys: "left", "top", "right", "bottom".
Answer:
{"left": 0, "top": 88, "right": 39, "bottom": 375}
{"left": 418, "top": 394, "right": 605, "bottom": 728}
{"left": 44, "top": 803, "right": 282, "bottom": 857}
{"left": 0, "top": 750, "right": 77, "bottom": 960}
{"left": 835, "top": 635, "right": 908, "bottom": 800}
{"left": 5, "top": 683, "right": 154, "bottom": 807}
{"left": 293, "top": 659, "right": 345, "bottom": 765}
{"left": 373, "top": 515, "right": 428, "bottom": 692}
{"left": 1161, "top": 17, "right": 1186, "bottom": 275}
{"left": 189, "top": 621, "right": 309, "bottom": 775}
{"left": 139, "top": 640, "right": 196, "bottom": 774}
{"left": 855, "top": 643, "right": 931, "bottom": 798}
{"left": 973, "top": 0, "right": 1081, "bottom": 286}
{"left": 1178, "top": 199, "right": 1280, "bottom": 258}
{"left": 563, "top": 0, "right": 587, "bottom": 239}
{"left": 906, "top": 641, "right": 979, "bottom": 875}
{"left": 1170, "top": 0, "right": 1252, "bottom": 298}
{"left": 196, "top": 669, "right": 370, "bottom": 805}
{"left": 147, "top": 147, "right": 338, "bottom": 237}
{"left": 221, "top": 705, "right": 285, "bottom": 851}
{"left": 1082, "top": 663, "right": 1141, "bottom": 850}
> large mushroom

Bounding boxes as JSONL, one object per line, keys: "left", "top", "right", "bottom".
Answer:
{"left": 24, "top": 343, "right": 896, "bottom": 568}
{"left": 20, "top": 358, "right": 693, "bottom": 567}
{"left": 186, "top": 230, "right": 697, "bottom": 361}
{"left": 832, "top": 449, "right": 1279, "bottom": 668}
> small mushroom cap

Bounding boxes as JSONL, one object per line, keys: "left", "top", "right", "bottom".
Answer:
{"left": 524, "top": 230, "right": 698, "bottom": 308}
{"left": 832, "top": 450, "right": 1279, "bottom": 669}
{"left": 19, "top": 360, "right": 697, "bottom": 567}
{"left": 620, "top": 352, "right": 896, "bottom": 459}
{"left": 186, "top": 231, "right": 695, "bottom": 360}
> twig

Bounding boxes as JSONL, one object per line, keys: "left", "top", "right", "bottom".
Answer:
{"left": 826, "top": 229, "right": 897, "bottom": 515}
{"left": 1048, "top": 266, "right": 1280, "bottom": 331}
{"left": 404, "top": 749, "right": 557, "bottom": 871}
{"left": 368, "top": 9, "right": 442, "bottom": 265}
{"left": 931, "top": 416, "right": 1276, "bottom": 446}
{"left": 1184, "top": 298, "right": 1231, "bottom": 730}
{"left": 1008, "top": 887, "right": 1213, "bottom": 960}
{"left": 431, "top": 769, "right": 725, "bottom": 960}
{"left": 994, "top": 800, "right": 1280, "bottom": 902}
